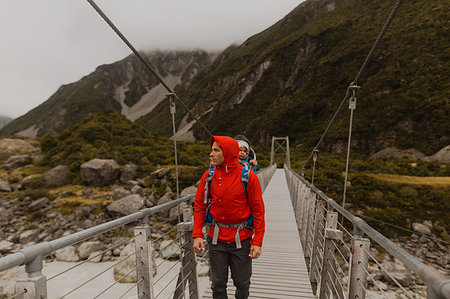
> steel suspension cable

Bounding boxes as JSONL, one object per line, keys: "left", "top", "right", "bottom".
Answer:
{"left": 300, "top": 0, "right": 403, "bottom": 170}
{"left": 86, "top": 0, "right": 213, "bottom": 137}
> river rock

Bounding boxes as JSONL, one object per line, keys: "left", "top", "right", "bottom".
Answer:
{"left": 54, "top": 246, "right": 79, "bottom": 262}
{"left": 412, "top": 223, "right": 431, "bottom": 235}
{"left": 114, "top": 243, "right": 137, "bottom": 283}
{"left": 107, "top": 194, "right": 144, "bottom": 216}
{"left": 19, "top": 229, "right": 40, "bottom": 244}
{"left": 0, "top": 240, "right": 14, "bottom": 253}
{"left": 381, "top": 259, "right": 413, "bottom": 286}
{"left": 87, "top": 251, "right": 103, "bottom": 263}
{"left": 43, "top": 165, "right": 70, "bottom": 187}
{"left": 80, "top": 159, "right": 120, "bottom": 186}
{"left": 0, "top": 179, "right": 12, "bottom": 192}
{"left": 78, "top": 241, "right": 104, "bottom": 260}
{"left": 120, "top": 164, "right": 138, "bottom": 183}
{"left": 159, "top": 240, "right": 181, "bottom": 259}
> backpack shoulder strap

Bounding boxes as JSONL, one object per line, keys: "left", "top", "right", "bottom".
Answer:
{"left": 241, "top": 165, "right": 250, "bottom": 199}
{"left": 204, "top": 165, "right": 215, "bottom": 204}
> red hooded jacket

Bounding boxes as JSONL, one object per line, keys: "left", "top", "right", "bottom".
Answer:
{"left": 193, "top": 136, "right": 265, "bottom": 246}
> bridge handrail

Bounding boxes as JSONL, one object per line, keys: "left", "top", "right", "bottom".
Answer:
{"left": 284, "top": 164, "right": 450, "bottom": 298}
{"left": 0, "top": 194, "right": 194, "bottom": 273}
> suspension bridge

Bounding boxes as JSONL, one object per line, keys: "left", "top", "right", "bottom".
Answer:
{"left": 1, "top": 139, "right": 449, "bottom": 299}
{"left": 1, "top": 0, "right": 449, "bottom": 298}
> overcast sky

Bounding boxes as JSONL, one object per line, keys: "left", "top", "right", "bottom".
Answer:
{"left": 0, "top": 0, "right": 303, "bottom": 119}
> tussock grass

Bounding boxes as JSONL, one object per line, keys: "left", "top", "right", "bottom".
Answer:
{"left": 368, "top": 174, "right": 450, "bottom": 185}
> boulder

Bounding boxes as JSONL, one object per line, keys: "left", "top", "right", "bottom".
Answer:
{"left": 112, "top": 187, "right": 131, "bottom": 200}
{"left": 80, "top": 159, "right": 120, "bottom": 186}
{"left": 156, "top": 192, "right": 174, "bottom": 217}
{"left": 114, "top": 243, "right": 137, "bottom": 283}
{"left": 152, "top": 167, "right": 171, "bottom": 179}
{"left": 180, "top": 186, "right": 197, "bottom": 198}
{"left": 0, "top": 179, "right": 12, "bottom": 192}
{"left": 20, "top": 175, "right": 42, "bottom": 189}
{"left": 107, "top": 194, "right": 144, "bottom": 216}
{"left": 87, "top": 251, "right": 103, "bottom": 263}
{"left": 5, "top": 155, "right": 31, "bottom": 168}
{"left": 131, "top": 185, "right": 143, "bottom": 194}
{"left": 120, "top": 164, "right": 138, "bottom": 183}
{"left": 29, "top": 197, "right": 50, "bottom": 212}
{"left": 78, "top": 241, "right": 104, "bottom": 260}
{"left": 43, "top": 165, "right": 70, "bottom": 187}
{"left": 412, "top": 223, "right": 431, "bottom": 235}
{"left": 381, "top": 259, "right": 413, "bottom": 286}
{"left": 159, "top": 240, "right": 181, "bottom": 259}
{"left": 169, "top": 202, "right": 189, "bottom": 224}
{"left": 54, "top": 246, "right": 79, "bottom": 262}
{"left": 0, "top": 240, "right": 14, "bottom": 253}
{"left": 19, "top": 229, "right": 40, "bottom": 244}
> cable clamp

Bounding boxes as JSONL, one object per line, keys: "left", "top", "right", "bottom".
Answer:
{"left": 167, "top": 92, "right": 176, "bottom": 114}
{"left": 348, "top": 82, "right": 360, "bottom": 110}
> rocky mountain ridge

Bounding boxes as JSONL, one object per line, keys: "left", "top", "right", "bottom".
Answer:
{"left": 0, "top": 50, "right": 214, "bottom": 138}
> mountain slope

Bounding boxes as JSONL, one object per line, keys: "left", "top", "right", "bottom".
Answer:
{"left": 138, "top": 0, "right": 449, "bottom": 155}
{"left": 0, "top": 50, "right": 213, "bottom": 138}
{"left": 0, "top": 116, "right": 12, "bottom": 129}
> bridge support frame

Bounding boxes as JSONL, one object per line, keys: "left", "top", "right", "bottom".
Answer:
{"left": 270, "top": 136, "right": 290, "bottom": 167}
{"left": 135, "top": 218, "right": 155, "bottom": 299}
{"left": 348, "top": 237, "right": 370, "bottom": 299}
{"left": 14, "top": 255, "right": 47, "bottom": 299}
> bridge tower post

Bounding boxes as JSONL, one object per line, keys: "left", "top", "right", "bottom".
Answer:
{"left": 14, "top": 255, "right": 47, "bottom": 299}
{"left": 270, "top": 136, "right": 290, "bottom": 167}
{"left": 135, "top": 217, "right": 155, "bottom": 298}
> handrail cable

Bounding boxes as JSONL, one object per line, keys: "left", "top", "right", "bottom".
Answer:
{"left": 7, "top": 289, "right": 27, "bottom": 299}
{"left": 362, "top": 263, "right": 389, "bottom": 297}
{"left": 361, "top": 245, "right": 413, "bottom": 296}
{"left": 355, "top": 213, "right": 450, "bottom": 245}
{"left": 93, "top": 263, "right": 141, "bottom": 298}
{"left": 47, "top": 235, "right": 136, "bottom": 281}
{"left": 118, "top": 277, "right": 144, "bottom": 299}
{"left": 301, "top": 0, "right": 402, "bottom": 171}
{"left": 331, "top": 240, "right": 350, "bottom": 267}
{"left": 86, "top": 0, "right": 213, "bottom": 137}
{"left": 326, "top": 264, "right": 345, "bottom": 299}
{"left": 155, "top": 268, "right": 193, "bottom": 299}
{"left": 60, "top": 249, "right": 140, "bottom": 298}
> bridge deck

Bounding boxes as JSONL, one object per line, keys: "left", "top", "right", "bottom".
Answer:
{"left": 202, "top": 169, "right": 314, "bottom": 298}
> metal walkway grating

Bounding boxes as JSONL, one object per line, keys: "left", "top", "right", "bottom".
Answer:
{"left": 202, "top": 169, "right": 314, "bottom": 298}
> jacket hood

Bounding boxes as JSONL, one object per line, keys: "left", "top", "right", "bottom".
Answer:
{"left": 211, "top": 136, "right": 239, "bottom": 168}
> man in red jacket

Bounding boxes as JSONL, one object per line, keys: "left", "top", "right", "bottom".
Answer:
{"left": 193, "top": 136, "right": 265, "bottom": 299}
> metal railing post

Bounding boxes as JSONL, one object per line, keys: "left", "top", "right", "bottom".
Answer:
{"left": 300, "top": 187, "right": 311, "bottom": 248}
{"left": 304, "top": 191, "right": 316, "bottom": 267}
{"left": 348, "top": 236, "right": 370, "bottom": 299}
{"left": 319, "top": 211, "right": 344, "bottom": 299}
{"left": 174, "top": 222, "right": 198, "bottom": 299}
{"left": 14, "top": 255, "right": 47, "bottom": 299}
{"left": 135, "top": 217, "right": 154, "bottom": 299}
{"left": 309, "top": 199, "right": 326, "bottom": 295}
{"left": 270, "top": 136, "right": 275, "bottom": 165}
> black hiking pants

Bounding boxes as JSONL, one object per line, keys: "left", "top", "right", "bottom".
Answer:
{"left": 207, "top": 236, "right": 252, "bottom": 299}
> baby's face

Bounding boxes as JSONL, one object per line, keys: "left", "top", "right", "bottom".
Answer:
{"left": 239, "top": 146, "right": 248, "bottom": 159}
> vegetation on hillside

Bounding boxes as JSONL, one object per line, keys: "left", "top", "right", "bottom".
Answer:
{"left": 285, "top": 149, "right": 450, "bottom": 238}
{"left": 39, "top": 110, "right": 211, "bottom": 189}
{"left": 139, "top": 0, "right": 449, "bottom": 156}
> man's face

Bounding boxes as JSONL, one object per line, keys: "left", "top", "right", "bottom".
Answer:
{"left": 239, "top": 146, "right": 248, "bottom": 159}
{"left": 210, "top": 141, "right": 225, "bottom": 166}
